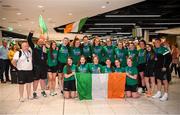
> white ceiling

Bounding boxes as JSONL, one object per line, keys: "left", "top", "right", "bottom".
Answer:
{"left": 0, "top": 0, "right": 143, "bottom": 39}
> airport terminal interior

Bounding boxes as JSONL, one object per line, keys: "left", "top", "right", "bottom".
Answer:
{"left": 1, "top": 0, "right": 180, "bottom": 115}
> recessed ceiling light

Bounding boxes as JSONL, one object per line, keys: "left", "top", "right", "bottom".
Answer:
{"left": 68, "top": 13, "right": 72, "bottom": 16}
{"left": 31, "top": 21, "right": 34, "bottom": 24}
{"left": 2, "top": 17, "right": 6, "bottom": 20}
{"left": 18, "top": 24, "right": 22, "bottom": 26}
{"left": 38, "top": 5, "right": 44, "bottom": 8}
{"left": 101, "top": 5, "right": 106, "bottom": 9}
{"left": 16, "top": 12, "right": 22, "bottom": 15}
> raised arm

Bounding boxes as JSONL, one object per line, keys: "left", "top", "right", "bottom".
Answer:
{"left": 27, "top": 31, "right": 34, "bottom": 49}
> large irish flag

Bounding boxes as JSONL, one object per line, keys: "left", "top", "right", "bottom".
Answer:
{"left": 75, "top": 73, "right": 126, "bottom": 100}
{"left": 64, "top": 17, "right": 88, "bottom": 33}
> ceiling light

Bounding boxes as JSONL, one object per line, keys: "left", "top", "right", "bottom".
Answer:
{"left": 31, "top": 21, "right": 34, "bottom": 24}
{"left": 68, "top": 13, "right": 72, "bottom": 16}
{"left": 18, "top": 24, "right": 22, "bottom": 27}
{"left": 105, "top": 15, "right": 161, "bottom": 18}
{"left": 89, "top": 27, "right": 121, "bottom": 30}
{"left": 101, "top": 5, "right": 106, "bottom": 9}
{"left": 2, "top": 18, "right": 6, "bottom": 20}
{"left": 141, "top": 27, "right": 168, "bottom": 30}
{"left": 86, "top": 30, "right": 112, "bottom": 32}
{"left": 149, "top": 32, "right": 158, "bottom": 35}
{"left": 95, "top": 23, "right": 136, "bottom": 25}
{"left": 16, "top": 12, "right": 22, "bottom": 15}
{"left": 154, "top": 23, "right": 180, "bottom": 25}
{"left": 84, "top": 32, "right": 106, "bottom": 35}
{"left": 38, "top": 5, "right": 44, "bottom": 8}
{"left": 58, "top": 28, "right": 64, "bottom": 30}
{"left": 116, "top": 32, "right": 132, "bottom": 35}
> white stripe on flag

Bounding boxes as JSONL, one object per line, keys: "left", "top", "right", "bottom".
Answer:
{"left": 71, "top": 21, "right": 80, "bottom": 32}
{"left": 92, "top": 74, "right": 108, "bottom": 100}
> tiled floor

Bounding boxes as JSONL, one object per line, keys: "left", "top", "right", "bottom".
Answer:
{"left": 0, "top": 77, "right": 180, "bottom": 115}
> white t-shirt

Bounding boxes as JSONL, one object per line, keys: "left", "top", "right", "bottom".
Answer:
{"left": 13, "top": 50, "right": 33, "bottom": 71}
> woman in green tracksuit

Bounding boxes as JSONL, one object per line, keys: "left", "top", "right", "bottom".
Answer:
{"left": 102, "top": 58, "right": 114, "bottom": 73}
{"left": 47, "top": 41, "right": 58, "bottom": 96}
{"left": 125, "top": 57, "right": 140, "bottom": 98}
{"left": 137, "top": 40, "right": 147, "bottom": 93}
{"left": 77, "top": 55, "right": 89, "bottom": 73}
{"left": 128, "top": 43, "right": 138, "bottom": 67}
{"left": 57, "top": 37, "right": 70, "bottom": 93}
{"left": 63, "top": 57, "right": 77, "bottom": 99}
{"left": 89, "top": 55, "right": 103, "bottom": 73}
{"left": 115, "top": 41, "right": 128, "bottom": 67}
{"left": 81, "top": 36, "right": 92, "bottom": 63}
{"left": 114, "top": 59, "right": 125, "bottom": 72}
{"left": 103, "top": 38, "right": 115, "bottom": 66}
{"left": 91, "top": 37, "right": 104, "bottom": 65}
{"left": 70, "top": 37, "right": 82, "bottom": 65}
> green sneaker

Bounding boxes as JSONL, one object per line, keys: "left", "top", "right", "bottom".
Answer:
{"left": 41, "top": 91, "right": 47, "bottom": 97}
{"left": 33, "top": 92, "right": 38, "bottom": 99}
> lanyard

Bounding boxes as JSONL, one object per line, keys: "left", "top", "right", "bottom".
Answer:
{"left": 23, "top": 51, "right": 30, "bottom": 62}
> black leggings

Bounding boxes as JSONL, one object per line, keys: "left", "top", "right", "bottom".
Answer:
{"left": 170, "top": 63, "right": 178, "bottom": 75}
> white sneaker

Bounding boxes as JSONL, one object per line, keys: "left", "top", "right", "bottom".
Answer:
{"left": 160, "top": 93, "right": 168, "bottom": 101}
{"left": 137, "top": 87, "right": 143, "bottom": 94}
{"left": 19, "top": 98, "right": 25, "bottom": 102}
{"left": 152, "top": 91, "right": 162, "bottom": 99}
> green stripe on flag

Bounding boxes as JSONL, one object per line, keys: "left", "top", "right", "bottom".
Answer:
{"left": 39, "top": 15, "right": 48, "bottom": 34}
{"left": 76, "top": 73, "right": 92, "bottom": 100}
{"left": 78, "top": 17, "right": 88, "bottom": 32}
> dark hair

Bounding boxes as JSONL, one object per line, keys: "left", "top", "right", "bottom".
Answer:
{"left": 93, "top": 36, "right": 100, "bottom": 46}
{"left": 127, "top": 56, "right": 133, "bottom": 61}
{"left": 93, "top": 55, "right": 99, "bottom": 64}
{"left": 72, "top": 37, "right": 80, "bottom": 47}
{"left": 50, "top": 41, "right": 56, "bottom": 60}
{"left": 83, "top": 36, "right": 88, "bottom": 40}
{"left": 66, "top": 57, "right": 73, "bottom": 74}
{"left": 146, "top": 44, "right": 155, "bottom": 60}
{"left": 77, "top": 55, "right": 86, "bottom": 66}
{"left": 118, "top": 41, "right": 124, "bottom": 49}
{"left": 115, "top": 59, "right": 121, "bottom": 67}
{"left": 139, "top": 40, "right": 146, "bottom": 46}
{"left": 155, "top": 38, "right": 161, "bottom": 41}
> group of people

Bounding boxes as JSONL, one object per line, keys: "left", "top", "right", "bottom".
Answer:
{"left": 1, "top": 31, "right": 180, "bottom": 102}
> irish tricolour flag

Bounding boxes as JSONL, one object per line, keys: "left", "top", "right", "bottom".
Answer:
{"left": 64, "top": 17, "right": 88, "bottom": 33}
{"left": 75, "top": 73, "right": 126, "bottom": 100}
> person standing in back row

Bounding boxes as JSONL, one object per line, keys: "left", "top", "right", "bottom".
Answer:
{"left": 27, "top": 31, "right": 48, "bottom": 99}
{"left": 152, "top": 38, "right": 172, "bottom": 101}
{"left": 57, "top": 37, "right": 70, "bottom": 94}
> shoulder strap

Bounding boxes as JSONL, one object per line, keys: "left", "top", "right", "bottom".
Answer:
{"left": 18, "top": 50, "right": 22, "bottom": 58}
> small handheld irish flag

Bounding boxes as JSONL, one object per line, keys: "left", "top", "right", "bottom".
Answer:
{"left": 76, "top": 73, "right": 126, "bottom": 100}
{"left": 64, "top": 17, "right": 88, "bottom": 33}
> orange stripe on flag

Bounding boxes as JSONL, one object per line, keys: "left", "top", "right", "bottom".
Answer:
{"left": 108, "top": 73, "right": 126, "bottom": 98}
{"left": 64, "top": 23, "right": 73, "bottom": 33}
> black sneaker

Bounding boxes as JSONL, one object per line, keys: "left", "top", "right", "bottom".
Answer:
{"left": 61, "top": 90, "right": 63, "bottom": 94}
{"left": 41, "top": 91, "right": 47, "bottom": 97}
{"left": 33, "top": 92, "right": 38, "bottom": 99}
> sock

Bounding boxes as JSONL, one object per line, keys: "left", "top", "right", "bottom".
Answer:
{"left": 164, "top": 93, "right": 168, "bottom": 97}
